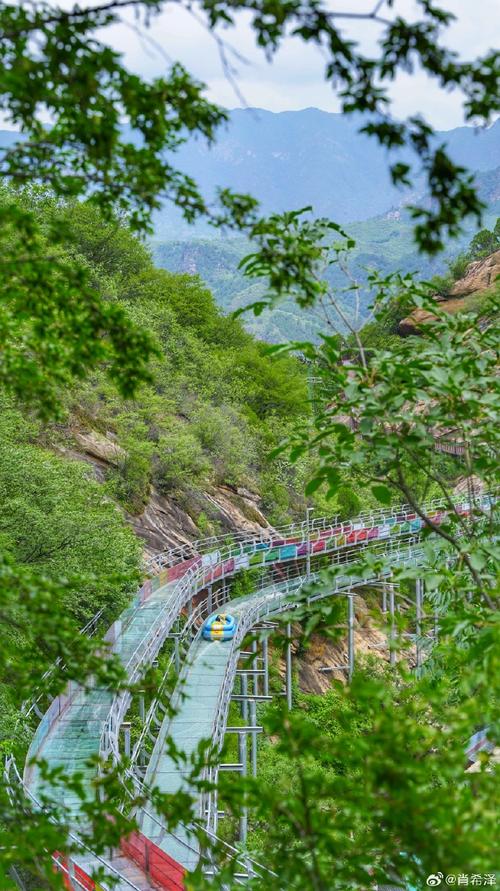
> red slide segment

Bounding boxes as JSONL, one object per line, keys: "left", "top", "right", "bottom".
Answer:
{"left": 121, "top": 832, "right": 186, "bottom": 890}
{"left": 54, "top": 853, "right": 104, "bottom": 890}
{"left": 54, "top": 833, "right": 186, "bottom": 891}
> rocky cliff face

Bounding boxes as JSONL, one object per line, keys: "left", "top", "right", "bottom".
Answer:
{"left": 126, "top": 483, "right": 269, "bottom": 556}
{"left": 447, "top": 249, "right": 500, "bottom": 298}
{"left": 282, "top": 596, "right": 410, "bottom": 695}
{"left": 55, "top": 425, "right": 270, "bottom": 558}
{"left": 398, "top": 248, "right": 500, "bottom": 336}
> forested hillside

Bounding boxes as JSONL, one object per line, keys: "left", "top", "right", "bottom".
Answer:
{"left": 0, "top": 187, "right": 327, "bottom": 758}
{"left": 0, "top": 187, "right": 329, "bottom": 543}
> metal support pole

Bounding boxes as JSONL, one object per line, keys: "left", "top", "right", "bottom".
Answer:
{"left": 68, "top": 859, "right": 76, "bottom": 890}
{"left": 207, "top": 585, "right": 213, "bottom": 615}
{"left": 262, "top": 636, "right": 269, "bottom": 697}
{"left": 286, "top": 623, "right": 293, "bottom": 710}
{"left": 138, "top": 691, "right": 145, "bottom": 723}
{"left": 251, "top": 639, "right": 259, "bottom": 696}
{"left": 121, "top": 722, "right": 131, "bottom": 759}
{"left": 241, "top": 674, "right": 248, "bottom": 722}
{"left": 9, "top": 866, "right": 28, "bottom": 891}
{"left": 347, "top": 594, "right": 355, "bottom": 682}
{"left": 174, "top": 636, "right": 180, "bottom": 674}
{"left": 212, "top": 790, "right": 219, "bottom": 834}
{"left": 238, "top": 733, "right": 248, "bottom": 844}
{"left": 382, "top": 582, "right": 387, "bottom": 615}
{"left": 249, "top": 700, "right": 258, "bottom": 778}
{"left": 415, "top": 578, "right": 423, "bottom": 675}
{"left": 306, "top": 506, "right": 313, "bottom": 579}
{"left": 389, "top": 585, "right": 396, "bottom": 667}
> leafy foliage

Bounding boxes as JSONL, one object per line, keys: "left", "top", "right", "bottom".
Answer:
{"left": 0, "top": 0, "right": 498, "bottom": 416}
{"left": 0, "top": 400, "right": 140, "bottom": 763}
{"left": 0, "top": 191, "right": 157, "bottom": 418}
{"left": 0, "top": 1, "right": 499, "bottom": 887}
{"left": 219, "top": 639, "right": 500, "bottom": 890}
{"left": 185, "top": 228, "right": 500, "bottom": 888}
{"left": 469, "top": 218, "right": 500, "bottom": 259}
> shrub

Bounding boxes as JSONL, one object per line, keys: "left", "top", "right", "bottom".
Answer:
{"left": 153, "top": 424, "right": 210, "bottom": 494}
{"left": 191, "top": 404, "right": 255, "bottom": 487}
{"left": 111, "top": 444, "right": 153, "bottom": 514}
{"left": 336, "top": 485, "right": 362, "bottom": 518}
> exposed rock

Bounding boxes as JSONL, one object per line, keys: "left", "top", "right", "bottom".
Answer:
{"left": 73, "top": 431, "right": 126, "bottom": 466}
{"left": 55, "top": 427, "right": 272, "bottom": 557}
{"left": 129, "top": 483, "right": 270, "bottom": 558}
{"left": 398, "top": 295, "right": 477, "bottom": 335}
{"left": 126, "top": 490, "right": 199, "bottom": 554}
{"left": 448, "top": 249, "right": 500, "bottom": 298}
{"left": 181, "top": 245, "right": 198, "bottom": 275}
{"left": 277, "top": 597, "right": 400, "bottom": 695}
{"left": 398, "top": 249, "right": 500, "bottom": 335}
{"left": 452, "top": 476, "right": 485, "bottom": 498}
{"left": 54, "top": 446, "right": 109, "bottom": 483}
{"left": 206, "top": 484, "right": 270, "bottom": 531}
{"left": 398, "top": 307, "right": 437, "bottom": 336}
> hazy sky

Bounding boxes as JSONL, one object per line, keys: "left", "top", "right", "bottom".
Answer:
{"left": 103, "top": 0, "right": 500, "bottom": 130}
{"left": 0, "top": 1, "right": 498, "bottom": 132}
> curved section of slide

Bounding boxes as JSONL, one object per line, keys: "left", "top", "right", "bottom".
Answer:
{"left": 20, "top": 494, "right": 489, "bottom": 887}
{"left": 140, "top": 541, "right": 430, "bottom": 870}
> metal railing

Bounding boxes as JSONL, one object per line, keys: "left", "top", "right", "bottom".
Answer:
{"left": 22, "top": 607, "right": 105, "bottom": 722}
{"left": 200, "top": 538, "right": 432, "bottom": 834}
{"left": 31, "top": 491, "right": 495, "bottom": 790}
{"left": 16, "top": 492, "right": 496, "bottom": 885}
{"left": 101, "top": 517, "right": 430, "bottom": 768}
{"left": 123, "top": 769, "right": 277, "bottom": 885}
{"left": 130, "top": 594, "right": 228, "bottom": 767}
{"left": 145, "top": 491, "right": 493, "bottom": 573}
{"left": 4, "top": 756, "right": 145, "bottom": 891}
{"left": 21, "top": 492, "right": 496, "bottom": 762}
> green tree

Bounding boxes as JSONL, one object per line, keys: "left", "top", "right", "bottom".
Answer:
{"left": 208, "top": 229, "right": 500, "bottom": 890}
{"left": 469, "top": 218, "right": 500, "bottom": 258}
{"left": 0, "top": 400, "right": 140, "bottom": 753}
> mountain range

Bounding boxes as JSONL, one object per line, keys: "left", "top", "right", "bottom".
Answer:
{"left": 1, "top": 110, "right": 499, "bottom": 235}
{"left": 152, "top": 108, "right": 500, "bottom": 237}
{"left": 150, "top": 109, "right": 499, "bottom": 340}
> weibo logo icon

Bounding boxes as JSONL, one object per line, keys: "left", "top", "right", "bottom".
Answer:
{"left": 427, "top": 875, "right": 444, "bottom": 887}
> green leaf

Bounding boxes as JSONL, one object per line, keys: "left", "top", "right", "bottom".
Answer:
{"left": 305, "top": 476, "right": 325, "bottom": 495}
{"left": 371, "top": 485, "right": 393, "bottom": 505}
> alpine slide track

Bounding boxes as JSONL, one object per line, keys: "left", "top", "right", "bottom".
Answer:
{"left": 5, "top": 493, "right": 493, "bottom": 890}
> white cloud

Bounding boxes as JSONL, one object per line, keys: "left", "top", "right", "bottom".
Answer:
{"left": 103, "top": 0, "right": 500, "bottom": 129}
{"left": 1, "top": 1, "right": 497, "bottom": 131}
